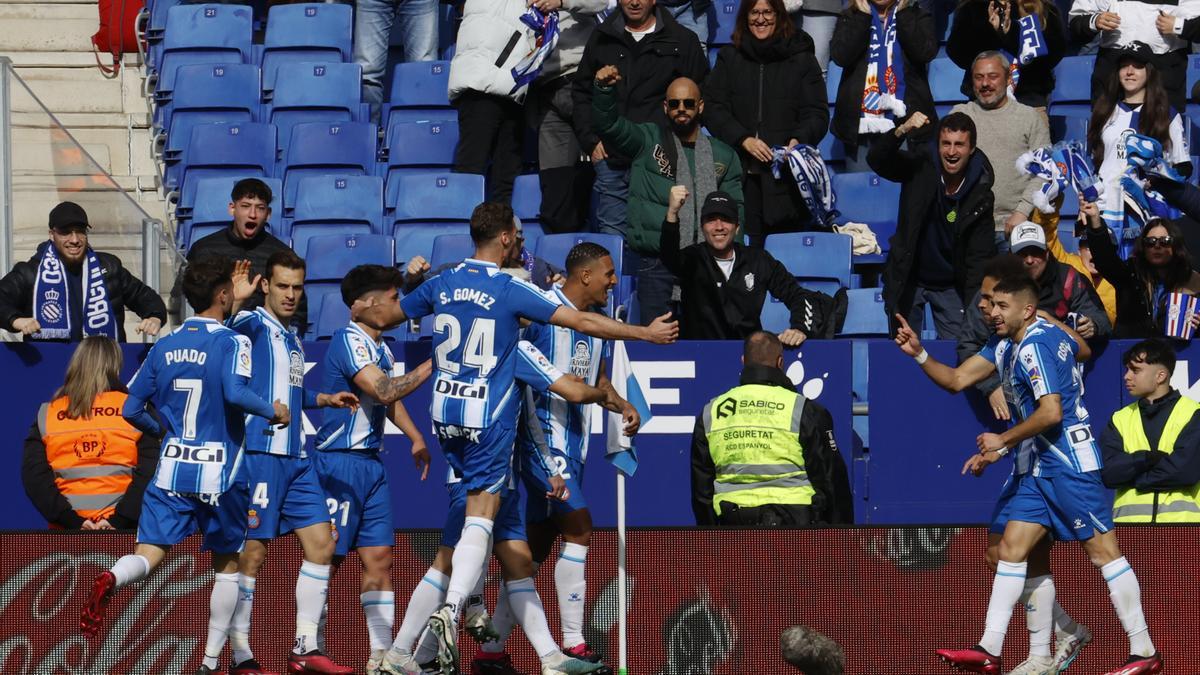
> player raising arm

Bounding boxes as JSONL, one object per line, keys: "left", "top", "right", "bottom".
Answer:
{"left": 79, "top": 257, "right": 288, "bottom": 675}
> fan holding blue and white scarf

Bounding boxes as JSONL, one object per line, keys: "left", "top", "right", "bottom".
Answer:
{"left": 945, "top": 0, "right": 1066, "bottom": 108}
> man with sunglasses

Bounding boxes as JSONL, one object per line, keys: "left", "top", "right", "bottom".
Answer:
{"left": 591, "top": 64, "right": 743, "bottom": 325}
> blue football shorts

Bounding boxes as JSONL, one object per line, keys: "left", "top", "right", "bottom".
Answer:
{"left": 313, "top": 450, "right": 393, "bottom": 556}
{"left": 137, "top": 478, "right": 250, "bottom": 554}
{"left": 241, "top": 452, "right": 329, "bottom": 540}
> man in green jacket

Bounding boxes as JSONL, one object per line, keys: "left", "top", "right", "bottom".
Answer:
{"left": 592, "top": 64, "right": 743, "bottom": 324}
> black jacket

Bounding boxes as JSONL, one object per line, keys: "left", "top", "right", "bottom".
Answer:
{"left": 659, "top": 218, "right": 846, "bottom": 340}
{"left": 572, "top": 6, "right": 709, "bottom": 161}
{"left": 1101, "top": 389, "right": 1200, "bottom": 516}
{"left": 829, "top": 4, "right": 939, "bottom": 147}
{"left": 945, "top": 0, "right": 1066, "bottom": 108}
{"left": 0, "top": 247, "right": 167, "bottom": 342}
{"left": 869, "top": 131, "right": 996, "bottom": 334}
{"left": 21, "top": 402, "right": 160, "bottom": 529}
{"left": 690, "top": 363, "right": 854, "bottom": 526}
{"left": 182, "top": 225, "right": 307, "bottom": 330}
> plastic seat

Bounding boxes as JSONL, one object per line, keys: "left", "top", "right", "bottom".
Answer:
{"left": 383, "top": 60, "right": 454, "bottom": 136}
{"left": 1049, "top": 56, "right": 1097, "bottom": 118}
{"left": 383, "top": 120, "right": 459, "bottom": 177}
{"left": 280, "top": 121, "right": 377, "bottom": 211}
{"left": 712, "top": 0, "right": 737, "bottom": 44}
{"left": 511, "top": 174, "right": 541, "bottom": 222}
{"left": 765, "top": 232, "right": 852, "bottom": 295}
{"left": 534, "top": 233, "right": 624, "bottom": 277}
{"left": 760, "top": 295, "right": 792, "bottom": 333}
{"left": 388, "top": 172, "right": 484, "bottom": 220}
{"left": 155, "top": 5, "right": 253, "bottom": 103}
{"left": 161, "top": 64, "right": 261, "bottom": 189}
{"left": 831, "top": 172, "right": 899, "bottom": 262}
{"left": 394, "top": 223, "right": 471, "bottom": 264}
{"left": 176, "top": 123, "right": 277, "bottom": 219}
{"left": 268, "top": 62, "right": 365, "bottom": 159}
{"left": 929, "top": 58, "right": 967, "bottom": 104}
{"left": 1049, "top": 114, "right": 1088, "bottom": 145}
{"left": 260, "top": 3, "right": 352, "bottom": 98}
{"left": 430, "top": 233, "right": 475, "bottom": 269}
{"left": 837, "top": 288, "right": 889, "bottom": 336}
{"left": 291, "top": 175, "right": 384, "bottom": 257}
{"left": 306, "top": 232, "right": 394, "bottom": 282}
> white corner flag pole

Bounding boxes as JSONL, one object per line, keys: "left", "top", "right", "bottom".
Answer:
{"left": 617, "top": 470, "right": 628, "bottom": 675}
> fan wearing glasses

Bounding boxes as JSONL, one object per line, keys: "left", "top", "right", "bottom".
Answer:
{"left": 1082, "top": 201, "right": 1200, "bottom": 338}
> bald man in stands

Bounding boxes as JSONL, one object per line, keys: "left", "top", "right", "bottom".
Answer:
{"left": 591, "top": 66, "right": 743, "bottom": 324}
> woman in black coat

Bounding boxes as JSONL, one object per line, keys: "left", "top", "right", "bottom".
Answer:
{"left": 946, "top": 0, "right": 1066, "bottom": 109}
{"left": 829, "top": 0, "right": 938, "bottom": 171}
{"left": 706, "top": 0, "right": 830, "bottom": 246}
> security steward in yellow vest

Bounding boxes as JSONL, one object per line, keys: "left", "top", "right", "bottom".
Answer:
{"left": 1100, "top": 339, "right": 1200, "bottom": 523}
{"left": 691, "top": 331, "right": 853, "bottom": 526}
{"left": 21, "top": 390, "right": 159, "bottom": 529}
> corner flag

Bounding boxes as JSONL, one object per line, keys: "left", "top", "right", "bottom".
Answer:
{"left": 605, "top": 340, "right": 651, "bottom": 477}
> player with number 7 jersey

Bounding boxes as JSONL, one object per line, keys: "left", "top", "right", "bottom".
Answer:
{"left": 78, "top": 257, "right": 290, "bottom": 675}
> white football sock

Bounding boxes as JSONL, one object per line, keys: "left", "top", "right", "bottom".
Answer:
{"left": 446, "top": 517, "right": 493, "bottom": 617}
{"left": 392, "top": 568, "right": 447, "bottom": 652}
{"left": 1102, "top": 557, "right": 1154, "bottom": 656}
{"left": 1052, "top": 599, "right": 1080, "bottom": 637}
{"left": 506, "top": 577, "right": 560, "bottom": 659}
{"left": 480, "top": 579, "right": 516, "bottom": 654}
{"left": 230, "top": 574, "right": 256, "bottom": 665}
{"left": 556, "top": 543, "right": 588, "bottom": 649}
{"left": 316, "top": 601, "right": 328, "bottom": 653}
{"left": 979, "top": 560, "right": 1027, "bottom": 656}
{"left": 202, "top": 572, "right": 240, "bottom": 669}
{"left": 1021, "top": 575, "right": 1054, "bottom": 658}
{"left": 361, "top": 591, "right": 395, "bottom": 651}
{"left": 295, "top": 561, "right": 330, "bottom": 655}
{"left": 110, "top": 554, "right": 151, "bottom": 588}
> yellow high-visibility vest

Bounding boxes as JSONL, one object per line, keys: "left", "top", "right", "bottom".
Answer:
{"left": 1110, "top": 396, "right": 1200, "bottom": 523}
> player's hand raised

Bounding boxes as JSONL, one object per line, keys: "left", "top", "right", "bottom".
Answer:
{"left": 271, "top": 400, "right": 290, "bottom": 428}
{"left": 231, "top": 259, "right": 262, "bottom": 303}
{"left": 411, "top": 442, "right": 430, "bottom": 481}
{"left": 644, "top": 312, "right": 679, "bottom": 344}
{"left": 406, "top": 255, "right": 431, "bottom": 279}
{"left": 893, "top": 314, "right": 923, "bottom": 357}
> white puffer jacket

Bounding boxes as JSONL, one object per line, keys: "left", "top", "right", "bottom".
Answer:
{"left": 448, "top": 0, "right": 536, "bottom": 102}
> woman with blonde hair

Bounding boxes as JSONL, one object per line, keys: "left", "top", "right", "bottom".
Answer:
{"left": 21, "top": 337, "right": 159, "bottom": 529}
{"left": 829, "top": 0, "right": 938, "bottom": 170}
{"left": 946, "top": 0, "right": 1066, "bottom": 109}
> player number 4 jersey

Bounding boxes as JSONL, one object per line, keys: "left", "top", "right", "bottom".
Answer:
{"left": 230, "top": 307, "right": 308, "bottom": 457}
{"left": 399, "top": 259, "right": 561, "bottom": 428}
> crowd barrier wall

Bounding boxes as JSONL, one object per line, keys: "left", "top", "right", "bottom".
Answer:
{"left": 5, "top": 339, "right": 1200, "bottom": 527}
{"left": 1, "top": 527, "right": 1196, "bottom": 674}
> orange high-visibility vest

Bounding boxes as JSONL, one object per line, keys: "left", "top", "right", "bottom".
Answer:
{"left": 38, "top": 391, "right": 141, "bottom": 521}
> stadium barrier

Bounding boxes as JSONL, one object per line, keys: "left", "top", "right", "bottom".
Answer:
{"left": 2, "top": 527, "right": 1196, "bottom": 674}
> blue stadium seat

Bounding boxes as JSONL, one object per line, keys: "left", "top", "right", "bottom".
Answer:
{"left": 826, "top": 62, "right": 842, "bottom": 104}
{"left": 395, "top": 223, "right": 471, "bottom": 264}
{"left": 313, "top": 294, "right": 352, "bottom": 339}
{"left": 268, "top": 62, "right": 365, "bottom": 158}
{"left": 388, "top": 172, "right": 484, "bottom": 220}
{"left": 1049, "top": 55, "right": 1096, "bottom": 118}
{"left": 765, "top": 232, "right": 852, "bottom": 296}
{"left": 160, "top": 64, "right": 261, "bottom": 190}
{"left": 291, "top": 175, "right": 384, "bottom": 257}
{"left": 383, "top": 120, "right": 458, "bottom": 177}
{"left": 155, "top": 5, "right": 253, "bottom": 104}
{"left": 535, "top": 233, "right": 624, "bottom": 277}
{"left": 1049, "top": 114, "right": 1088, "bottom": 145}
{"left": 818, "top": 133, "right": 845, "bottom": 164}
{"left": 928, "top": 58, "right": 967, "bottom": 105}
{"left": 430, "top": 233, "right": 475, "bottom": 269}
{"left": 180, "top": 176, "right": 282, "bottom": 247}
{"left": 306, "top": 232, "right": 394, "bottom": 281}
{"left": 838, "top": 288, "right": 888, "bottom": 336}
{"left": 280, "top": 121, "right": 376, "bottom": 210}
{"left": 712, "top": 0, "right": 737, "bottom": 44}
{"left": 831, "top": 173, "right": 900, "bottom": 262}
{"left": 176, "top": 123, "right": 277, "bottom": 219}
{"left": 142, "top": 0, "right": 184, "bottom": 71}
{"left": 760, "top": 295, "right": 792, "bottom": 333}
{"left": 512, "top": 174, "right": 541, "bottom": 222}
{"left": 260, "top": 3, "right": 353, "bottom": 98}
{"left": 383, "top": 60, "right": 454, "bottom": 132}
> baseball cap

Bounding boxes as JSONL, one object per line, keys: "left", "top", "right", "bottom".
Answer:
{"left": 1009, "top": 221, "right": 1046, "bottom": 253}
{"left": 48, "top": 201, "right": 90, "bottom": 232}
{"left": 1115, "top": 41, "right": 1154, "bottom": 65}
{"left": 700, "top": 191, "right": 738, "bottom": 224}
